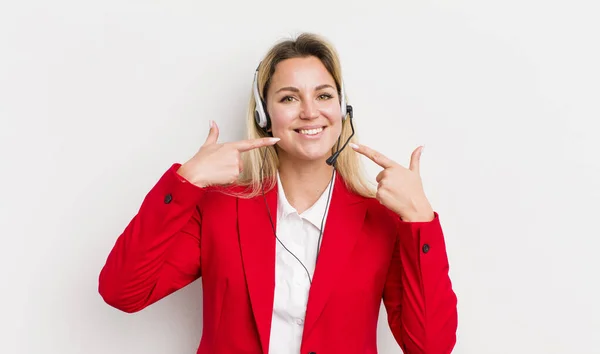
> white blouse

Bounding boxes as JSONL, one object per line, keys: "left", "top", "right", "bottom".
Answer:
{"left": 267, "top": 172, "right": 335, "bottom": 354}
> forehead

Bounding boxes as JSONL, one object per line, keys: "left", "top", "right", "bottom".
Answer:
{"left": 270, "top": 56, "right": 336, "bottom": 87}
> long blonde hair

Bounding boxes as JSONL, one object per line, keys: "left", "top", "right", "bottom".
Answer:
{"left": 234, "top": 32, "right": 375, "bottom": 199}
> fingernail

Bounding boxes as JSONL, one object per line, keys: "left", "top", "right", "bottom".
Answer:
{"left": 270, "top": 137, "right": 280, "bottom": 141}
{"left": 209, "top": 120, "right": 213, "bottom": 129}
{"left": 349, "top": 143, "right": 359, "bottom": 149}
{"left": 421, "top": 145, "right": 425, "bottom": 153}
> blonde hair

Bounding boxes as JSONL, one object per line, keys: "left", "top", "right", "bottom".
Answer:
{"left": 234, "top": 32, "right": 375, "bottom": 199}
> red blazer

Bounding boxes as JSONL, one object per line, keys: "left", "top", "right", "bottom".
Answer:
{"left": 99, "top": 163, "right": 458, "bottom": 354}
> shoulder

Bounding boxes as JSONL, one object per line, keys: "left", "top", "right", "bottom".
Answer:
{"left": 341, "top": 185, "right": 400, "bottom": 233}
{"left": 364, "top": 197, "right": 400, "bottom": 229}
{"left": 333, "top": 175, "right": 399, "bottom": 228}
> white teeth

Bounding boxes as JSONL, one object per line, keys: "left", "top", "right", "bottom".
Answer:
{"left": 298, "top": 127, "right": 323, "bottom": 135}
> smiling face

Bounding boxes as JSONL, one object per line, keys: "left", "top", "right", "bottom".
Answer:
{"left": 265, "top": 56, "right": 343, "bottom": 163}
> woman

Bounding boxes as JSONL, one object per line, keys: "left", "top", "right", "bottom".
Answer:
{"left": 99, "top": 33, "right": 458, "bottom": 354}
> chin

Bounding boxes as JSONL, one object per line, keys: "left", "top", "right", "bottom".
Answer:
{"left": 277, "top": 142, "right": 332, "bottom": 163}
{"left": 299, "top": 151, "right": 331, "bottom": 162}
{"left": 295, "top": 143, "right": 336, "bottom": 161}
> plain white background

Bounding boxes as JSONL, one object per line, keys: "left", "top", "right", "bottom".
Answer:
{"left": 1, "top": 0, "right": 599, "bottom": 353}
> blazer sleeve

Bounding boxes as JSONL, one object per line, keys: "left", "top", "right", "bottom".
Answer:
{"left": 98, "top": 163, "right": 205, "bottom": 313}
{"left": 382, "top": 212, "right": 458, "bottom": 354}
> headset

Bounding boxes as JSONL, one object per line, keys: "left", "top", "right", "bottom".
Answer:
{"left": 252, "top": 66, "right": 353, "bottom": 139}
{"left": 254, "top": 63, "right": 355, "bottom": 284}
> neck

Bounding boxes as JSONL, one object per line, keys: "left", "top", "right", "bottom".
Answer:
{"left": 277, "top": 154, "right": 335, "bottom": 215}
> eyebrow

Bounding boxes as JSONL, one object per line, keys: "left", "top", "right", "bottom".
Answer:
{"left": 275, "top": 84, "right": 336, "bottom": 94}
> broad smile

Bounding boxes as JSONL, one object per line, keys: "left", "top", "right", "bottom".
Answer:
{"left": 294, "top": 126, "right": 326, "bottom": 138}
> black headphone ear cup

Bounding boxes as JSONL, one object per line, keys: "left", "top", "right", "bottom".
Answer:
{"left": 254, "top": 110, "right": 261, "bottom": 127}
{"left": 346, "top": 105, "right": 353, "bottom": 119}
{"left": 254, "top": 100, "right": 270, "bottom": 132}
{"left": 262, "top": 102, "right": 271, "bottom": 133}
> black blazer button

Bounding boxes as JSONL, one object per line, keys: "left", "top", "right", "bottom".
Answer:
{"left": 422, "top": 244, "right": 430, "bottom": 253}
{"left": 308, "top": 352, "right": 316, "bottom": 354}
{"left": 164, "top": 193, "right": 173, "bottom": 204}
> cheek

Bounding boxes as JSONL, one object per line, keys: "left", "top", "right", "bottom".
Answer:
{"left": 321, "top": 101, "right": 341, "bottom": 118}
{"left": 269, "top": 107, "right": 297, "bottom": 131}
{"left": 328, "top": 121, "right": 343, "bottom": 142}
{"left": 322, "top": 102, "right": 343, "bottom": 127}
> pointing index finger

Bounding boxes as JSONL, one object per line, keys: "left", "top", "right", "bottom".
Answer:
{"left": 350, "top": 143, "right": 395, "bottom": 168}
{"left": 231, "top": 137, "right": 280, "bottom": 152}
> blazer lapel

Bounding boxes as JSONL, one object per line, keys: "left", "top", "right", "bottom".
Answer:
{"left": 238, "top": 185, "right": 277, "bottom": 354}
{"left": 302, "top": 175, "right": 367, "bottom": 340}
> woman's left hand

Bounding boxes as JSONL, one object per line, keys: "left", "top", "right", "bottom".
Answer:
{"left": 350, "top": 143, "right": 434, "bottom": 222}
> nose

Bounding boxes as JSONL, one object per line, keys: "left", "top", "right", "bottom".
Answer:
{"left": 299, "top": 99, "right": 319, "bottom": 119}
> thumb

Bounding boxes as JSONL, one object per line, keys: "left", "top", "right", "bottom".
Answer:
{"left": 409, "top": 146, "right": 423, "bottom": 173}
{"left": 203, "top": 120, "right": 219, "bottom": 145}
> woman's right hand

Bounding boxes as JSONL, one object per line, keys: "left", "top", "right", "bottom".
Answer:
{"left": 176, "top": 120, "right": 279, "bottom": 188}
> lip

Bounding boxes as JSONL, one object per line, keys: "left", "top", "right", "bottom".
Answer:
{"left": 294, "top": 125, "right": 326, "bottom": 139}
{"left": 294, "top": 125, "right": 325, "bottom": 130}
